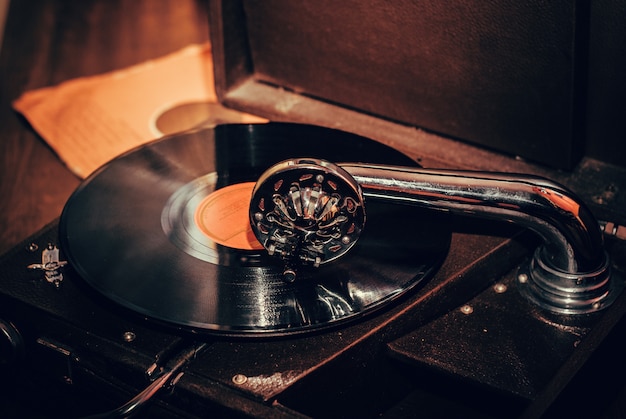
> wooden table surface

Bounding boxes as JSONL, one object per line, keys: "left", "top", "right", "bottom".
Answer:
{"left": 0, "top": 0, "right": 209, "bottom": 256}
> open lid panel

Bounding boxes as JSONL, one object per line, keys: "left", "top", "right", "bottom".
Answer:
{"left": 209, "top": 0, "right": 626, "bottom": 170}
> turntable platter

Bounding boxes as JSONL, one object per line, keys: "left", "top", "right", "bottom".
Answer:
{"left": 59, "top": 123, "right": 451, "bottom": 335}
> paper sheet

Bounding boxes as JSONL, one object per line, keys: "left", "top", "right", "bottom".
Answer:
{"left": 13, "top": 43, "right": 266, "bottom": 179}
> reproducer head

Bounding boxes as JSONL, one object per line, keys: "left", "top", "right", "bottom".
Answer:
{"left": 249, "top": 158, "right": 365, "bottom": 278}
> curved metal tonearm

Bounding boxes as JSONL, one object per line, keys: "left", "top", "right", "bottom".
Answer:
{"left": 250, "top": 158, "right": 620, "bottom": 314}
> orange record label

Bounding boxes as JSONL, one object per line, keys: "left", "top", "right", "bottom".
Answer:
{"left": 194, "top": 182, "right": 264, "bottom": 250}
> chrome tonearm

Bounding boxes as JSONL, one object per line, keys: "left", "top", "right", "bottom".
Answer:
{"left": 249, "top": 158, "right": 620, "bottom": 314}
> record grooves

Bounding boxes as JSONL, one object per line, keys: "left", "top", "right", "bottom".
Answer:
{"left": 59, "top": 123, "right": 451, "bottom": 336}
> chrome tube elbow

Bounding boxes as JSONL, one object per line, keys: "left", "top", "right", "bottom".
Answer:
{"left": 342, "top": 163, "right": 618, "bottom": 314}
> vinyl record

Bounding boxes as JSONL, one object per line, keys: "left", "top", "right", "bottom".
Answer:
{"left": 59, "top": 123, "right": 451, "bottom": 336}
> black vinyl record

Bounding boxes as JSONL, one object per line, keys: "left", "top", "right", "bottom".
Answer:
{"left": 59, "top": 123, "right": 451, "bottom": 336}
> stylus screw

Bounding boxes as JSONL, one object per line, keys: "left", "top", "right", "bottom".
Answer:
{"left": 518, "top": 273, "right": 528, "bottom": 283}
{"left": 122, "top": 331, "right": 136, "bottom": 343}
{"left": 283, "top": 268, "right": 297, "bottom": 283}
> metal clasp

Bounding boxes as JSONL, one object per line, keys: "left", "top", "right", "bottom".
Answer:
{"left": 27, "top": 243, "right": 68, "bottom": 287}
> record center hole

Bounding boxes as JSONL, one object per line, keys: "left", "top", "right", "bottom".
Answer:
{"left": 194, "top": 182, "right": 264, "bottom": 250}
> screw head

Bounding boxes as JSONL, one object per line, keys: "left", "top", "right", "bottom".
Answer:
{"left": 494, "top": 283, "right": 507, "bottom": 293}
{"left": 232, "top": 374, "right": 248, "bottom": 385}
{"left": 460, "top": 304, "right": 473, "bottom": 315}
